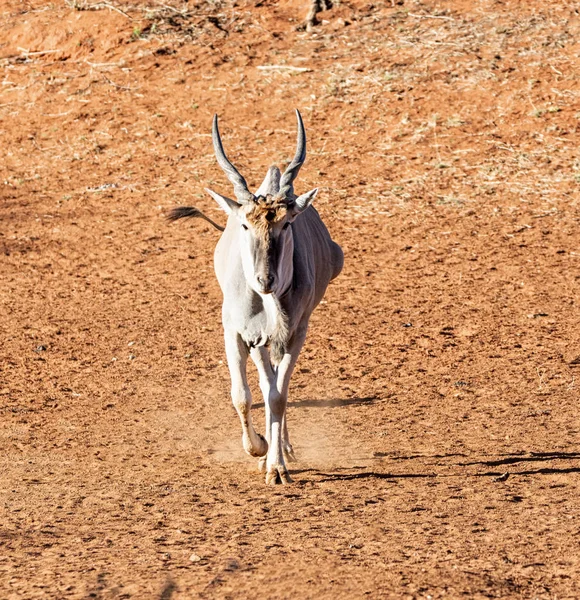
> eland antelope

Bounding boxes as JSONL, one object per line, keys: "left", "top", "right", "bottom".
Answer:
{"left": 169, "top": 110, "right": 343, "bottom": 484}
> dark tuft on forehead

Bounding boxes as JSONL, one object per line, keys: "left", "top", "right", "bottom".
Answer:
{"left": 245, "top": 195, "right": 288, "bottom": 233}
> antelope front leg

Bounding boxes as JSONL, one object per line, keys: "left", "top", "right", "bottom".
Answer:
{"left": 250, "top": 346, "right": 275, "bottom": 474}
{"left": 224, "top": 330, "right": 268, "bottom": 458}
{"left": 264, "top": 329, "right": 307, "bottom": 485}
{"left": 264, "top": 387, "right": 291, "bottom": 484}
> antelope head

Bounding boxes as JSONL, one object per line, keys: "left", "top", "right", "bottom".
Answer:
{"left": 206, "top": 110, "right": 318, "bottom": 295}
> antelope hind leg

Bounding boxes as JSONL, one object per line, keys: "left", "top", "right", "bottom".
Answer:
{"left": 282, "top": 414, "right": 296, "bottom": 462}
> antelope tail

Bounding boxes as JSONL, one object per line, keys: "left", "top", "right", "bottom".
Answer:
{"left": 167, "top": 206, "right": 225, "bottom": 232}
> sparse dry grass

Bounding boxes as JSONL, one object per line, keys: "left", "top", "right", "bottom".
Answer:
{"left": 3, "top": 0, "right": 578, "bottom": 222}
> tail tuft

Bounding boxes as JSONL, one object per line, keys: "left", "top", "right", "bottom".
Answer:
{"left": 166, "top": 206, "right": 225, "bottom": 231}
{"left": 166, "top": 206, "right": 203, "bottom": 222}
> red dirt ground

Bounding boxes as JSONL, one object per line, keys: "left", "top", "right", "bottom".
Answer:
{"left": 1, "top": 0, "right": 580, "bottom": 597}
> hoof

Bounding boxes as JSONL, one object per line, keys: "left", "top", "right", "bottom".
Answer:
{"left": 283, "top": 445, "right": 297, "bottom": 463}
{"left": 243, "top": 433, "right": 268, "bottom": 457}
{"left": 265, "top": 466, "right": 293, "bottom": 485}
{"left": 258, "top": 456, "right": 267, "bottom": 473}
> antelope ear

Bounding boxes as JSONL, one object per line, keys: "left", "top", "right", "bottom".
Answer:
{"left": 205, "top": 188, "right": 241, "bottom": 215}
{"left": 290, "top": 188, "right": 318, "bottom": 217}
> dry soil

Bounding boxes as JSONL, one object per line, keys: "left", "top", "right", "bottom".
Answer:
{"left": 1, "top": 1, "right": 580, "bottom": 598}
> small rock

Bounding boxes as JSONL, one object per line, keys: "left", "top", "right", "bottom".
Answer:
{"left": 189, "top": 553, "right": 202, "bottom": 562}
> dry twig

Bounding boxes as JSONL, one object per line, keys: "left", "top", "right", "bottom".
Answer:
{"left": 408, "top": 12, "right": 454, "bottom": 21}
{"left": 257, "top": 65, "right": 312, "bottom": 73}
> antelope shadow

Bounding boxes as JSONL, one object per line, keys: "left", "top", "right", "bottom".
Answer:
{"left": 459, "top": 451, "right": 580, "bottom": 467}
{"left": 252, "top": 396, "right": 379, "bottom": 410}
{"left": 295, "top": 451, "right": 580, "bottom": 482}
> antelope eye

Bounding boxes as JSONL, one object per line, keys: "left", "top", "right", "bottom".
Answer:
{"left": 241, "top": 224, "right": 248, "bottom": 230}
{"left": 282, "top": 222, "right": 290, "bottom": 230}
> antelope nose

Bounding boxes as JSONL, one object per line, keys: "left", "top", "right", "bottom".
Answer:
{"left": 257, "top": 275, "right": 275, "bottom": 292}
